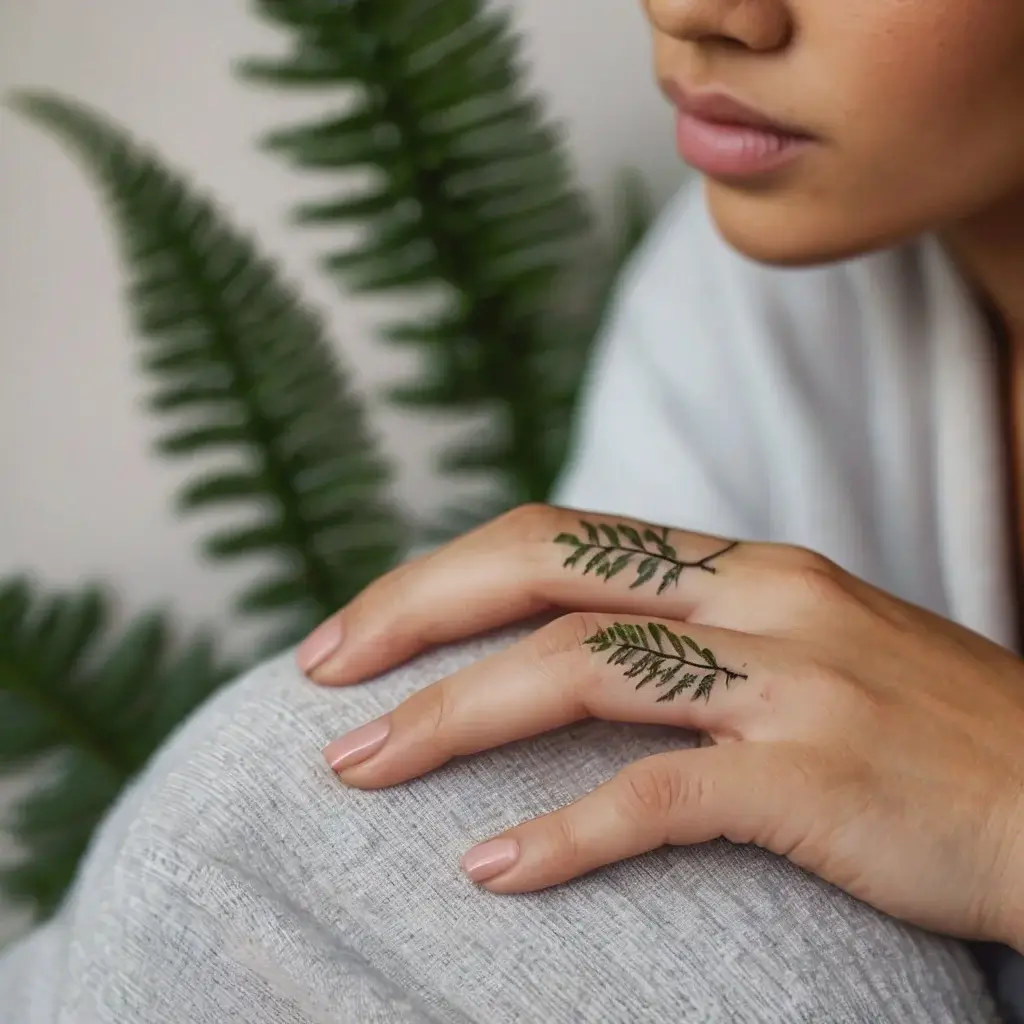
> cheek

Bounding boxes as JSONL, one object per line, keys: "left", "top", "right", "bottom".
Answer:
{"left": 711, "top": 2, "right": 1024, "bottom": 265}
{"left": 821, "top": 3, "right": 1024, "bottom": 194}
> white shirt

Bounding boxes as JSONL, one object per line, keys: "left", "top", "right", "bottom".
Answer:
{"left": 554, "top": 182, "right": 1018, "bottom": 651}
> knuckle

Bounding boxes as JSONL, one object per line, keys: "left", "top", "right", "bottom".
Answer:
{"left": 534, "top": 612, "right": 606, "bottom": 658}
{"left": 798, "top": 651, "right": 846, "bottom": 688}
{"left": 799, "top": 655, "right": 883, "bottom": 727}
{"left": 499, "top": 502, "right": 557, "bottom": 541}
{"left": 417, "top": 680, "right": 453, "bottom": 741}
{"left": 773, "top": 546, "right": 852, "bottom": 612}
{"left": 383, "top": 552, "right": 427, "bottom": 604}
{"left": 530, "top": 613, "right": 605, "bottom": 697}
{"left": 382, "top": 561, "right": 418, "bottom": 612}
{"left": 567, "top": 611, "right": 609, "bottom": 650}
{"left": 549, "top": 813, "right": 583, "bottom": 865}
{"left": 620, "top": 757, "right": 687, "bottom": 821}
{"left": 339, "top": 561, "right": 412, "bottom": 637}
{"left": 779, "top": 544, "right": 839, "bottom": 581}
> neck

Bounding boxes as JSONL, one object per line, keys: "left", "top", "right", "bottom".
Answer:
{"left": 941, "top": 189, "right": 1024, "bottom": 346}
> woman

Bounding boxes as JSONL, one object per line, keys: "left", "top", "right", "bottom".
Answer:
{"left": 6, "top": 0, "right": 1024, "bottom": 1020}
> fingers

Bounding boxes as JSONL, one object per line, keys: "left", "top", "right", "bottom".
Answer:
{"left": 459, "top": 743, "right": 809, "bottom": 893}
{"left": 323, "top": 612, "right": 775, "bottom": 789}
{"left": 300, "top": 503, "right": 760, "bottom": 687}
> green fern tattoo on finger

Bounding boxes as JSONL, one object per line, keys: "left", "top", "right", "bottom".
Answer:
{"left": 585, "top": 622, "right": 747, "bottom": 703}
{"left": 555, "top": 520, "right": 738, "bottom": 594}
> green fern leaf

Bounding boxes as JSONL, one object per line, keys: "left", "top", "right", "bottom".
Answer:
{"left": 177, "top": 470, "right": 269, "bottom": 511}
{"left": 292, "top": 189, "right": 398, "bottom": 225}
{"left": 0, "top": 577, "right": 234, "bottom": 920}
{"left": 10, "top": 91, "right": 406, "bottom": 642}
{"left": 236, "top": 575, "right": 312, "bottom": 615}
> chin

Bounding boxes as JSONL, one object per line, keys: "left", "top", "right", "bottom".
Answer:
{"left": 702, "top": 178, "right": 895, "bottom": 268}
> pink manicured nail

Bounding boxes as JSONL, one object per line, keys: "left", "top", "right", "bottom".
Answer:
{"left": 322, "top": 718, "right": 390, "bottom": 772}
{"left": 297, "top": 618, "right": 343, "bottom": 675}
{"left": 461, "top": 838, "right": 520, "bottom": 883}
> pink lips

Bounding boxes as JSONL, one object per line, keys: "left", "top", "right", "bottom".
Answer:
{"left": 664, "top": 82, "right": 817, "bottom": 179}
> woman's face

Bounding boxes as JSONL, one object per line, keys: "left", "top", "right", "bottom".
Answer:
{"left": 643, "top": 0, "right": 1024, "bottom": 265}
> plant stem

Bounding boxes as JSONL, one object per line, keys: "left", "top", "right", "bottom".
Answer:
{"left": 339, "top": 11, "right": 554, "bottom": 501}
{"left": 158, "top": 212, "right": 340, "bottom": 616}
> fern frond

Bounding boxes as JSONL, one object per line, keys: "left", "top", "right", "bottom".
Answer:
{"left": 0, "top": 576, "right": 234, "bottom": 919}
{"left": 9, "top": 91, "right": 405, "bottom": 641}
{"left": 241, "top": 0, "right": 642, "bottom": 526}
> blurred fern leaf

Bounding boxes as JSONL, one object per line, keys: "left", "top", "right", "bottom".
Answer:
{"left": 241, "top": 0, "right": 607, "bottom": 519}
{"left": 9, "top": 91, "right": 405, "bottom": 643}
{"left": 0, "top": 576, "right": 234, "bottom": 918}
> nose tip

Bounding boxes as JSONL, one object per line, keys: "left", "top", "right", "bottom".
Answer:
{"left": 644, "top": 0, "right": 792, "bottom": 53}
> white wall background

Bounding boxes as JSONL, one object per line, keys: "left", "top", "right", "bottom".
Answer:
{"left": 0, "top": 0, "right": 683, "bottom": 944}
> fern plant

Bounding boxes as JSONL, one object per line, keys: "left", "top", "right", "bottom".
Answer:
{"left": 0, "top": 577, "right": 233, "bottom": 917}
{"left": 10, "top": 92, "right": 406, "bottom": 650}
{"left": 242, "top": 0, "right": 651, "bottom": 531}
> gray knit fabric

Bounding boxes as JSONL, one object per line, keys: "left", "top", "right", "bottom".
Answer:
{"left": 0, "top": 630, "right": 1000, "bottom": 1022}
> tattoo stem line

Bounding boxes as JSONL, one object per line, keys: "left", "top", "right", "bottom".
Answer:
{"left": 575, "top": 539, "right": 739, "bottom": 574}
{"left": 556, "top": 519, "right": 739, "bottom": 594}
{"left": 585, "top": 621, "right": 747, "bottom": 703}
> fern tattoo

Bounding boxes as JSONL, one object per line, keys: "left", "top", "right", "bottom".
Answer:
{"left": 555, "top": 520, "right": 738, "bottom": 594}
{"left": 585, "top": 622, "right": 747, "bottom": 703}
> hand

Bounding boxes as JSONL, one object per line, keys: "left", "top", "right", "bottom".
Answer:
{"left": 298, "top": 504, "right": 1024, "bottom": 950}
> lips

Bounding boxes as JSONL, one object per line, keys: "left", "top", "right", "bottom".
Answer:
{"left": 662, "top": 80, "right": 814, "bottom": 139}
{"left": 661, "top": 80, "right": 818, "bottom": 179}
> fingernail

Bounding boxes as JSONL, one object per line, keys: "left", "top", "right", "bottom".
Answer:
{"left": 297, "top": 618, "right": 343, "bottom": 675}
{"left": 322, "top": 718, "right": 390, "bottom": 772}
{"left": 461, "top": 838, "right": 520, "bottom": 883}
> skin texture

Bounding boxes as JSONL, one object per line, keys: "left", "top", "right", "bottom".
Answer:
{"left": 643, "top": 0, "right": 1024, "bottom": 274}
{"left": 303, "top": 506, "right": 1024, "bottom": 952}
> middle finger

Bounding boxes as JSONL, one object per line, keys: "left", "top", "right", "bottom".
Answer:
{"left": 323, "top": 611, "right": 782, "bottom": 789}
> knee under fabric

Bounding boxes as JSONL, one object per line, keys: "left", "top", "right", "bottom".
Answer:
{"left": 0, "top": 630, "right": 1003, "bottom": 1023}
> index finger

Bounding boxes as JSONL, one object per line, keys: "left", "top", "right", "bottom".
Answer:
{"left": 298, "top": 503, "right": 749, "bottom": 686}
